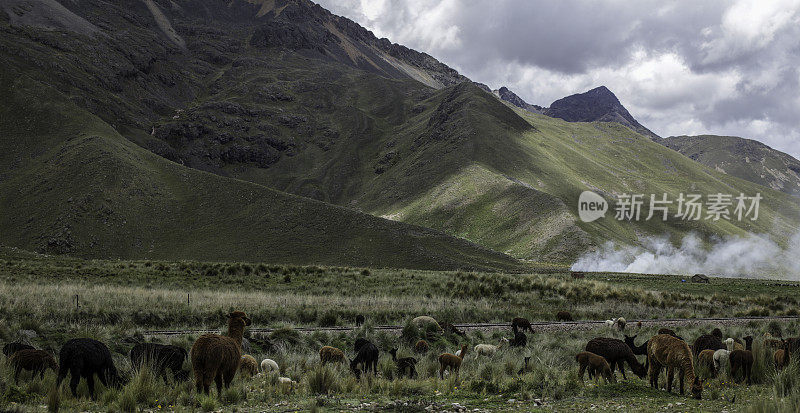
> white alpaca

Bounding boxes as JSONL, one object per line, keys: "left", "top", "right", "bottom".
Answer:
{"left": 713, "top": 349, "right": 730, "bottom": 372}
{"left": 261, "top": 358, "right": 279, "bottom": 373}
{"left": 473, "top": 338, "right": 508, "bottom": 357}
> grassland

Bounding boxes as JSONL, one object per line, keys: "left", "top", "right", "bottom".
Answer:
{"left": 0, "top": 251, "right": 799, "bottom": 411}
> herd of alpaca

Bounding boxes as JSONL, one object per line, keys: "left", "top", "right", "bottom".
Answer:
{"left": 2, "top": 310, "right": 798, "bottom": 403}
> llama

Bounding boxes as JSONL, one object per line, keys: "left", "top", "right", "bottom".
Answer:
{"left": 350, "top": 340, "right": 379, "bottom": 379}
{"left": 556, "top": 311, "right": 574, "bottom": 322}
{"left": 775, "top": 339, "right": 790, "bottom": 371}
{"left": 438, "top": 345, "right": 467, "bottom": 379}
{"left": 239, "top": 354, "right": 258, "bottom": 377}
{"left": 2, "top": 342, "right": 35, "bottom": 357}
{"left": 319, "top": 346, "right": 346, "bottom": 365}
{"left": 697, "top": 349, "right": 716, "bottom": 378}
{"left": 692, "top": 333, "right": 725, "bottom": 357}
{"left": 414, "top": 340, "right": 429, "bottom": 354}
{"left": 729, "top": 336, "right": 754, "bottom": 385}
{"left": 473, "top": 338, "right": 508, "bottom": 357}
{"left": 389, "top": 348, "right": 417, "bottom": 378}
{"left": 647, "top": 334, "right": 702, "bottom": 399}
{"left": 190, "top": 311, "right": 251, "bottom": 394}
{"left": 56, "top": 338, "right": 124, "bottom": 399}
{"left": 713, "top": 349, "right": 730, "bottom": 373}
{"left": 130, "top": 343, "right": 188, "bottom": 381}
{"left": 511, "top": 317, "right": 534, "bottom": 333}
{"left": 576, "top": 351, "right": 616, "bottom": 384}
{"left": 8, "top": 349, "right": 57, "bottom": 382}
{"left": 585, "top": 337, "right": 647, "bottom": 380}
{"left": 260, "top": 358, "right": 279, "bottom": 373}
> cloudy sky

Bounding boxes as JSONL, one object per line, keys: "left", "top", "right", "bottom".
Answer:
{"left": 316, "top": 0, "right": 800, "bottom": 158}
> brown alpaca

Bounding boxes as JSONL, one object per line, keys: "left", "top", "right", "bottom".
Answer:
{"left": 647, "top": 334, "right": 702, "bottom": 399}
{"left": 575, "top": 351, "right": 615, "bottom": 384}
{"left": 438, "top": 345, "right": 467, "bottom": 379}
{"left": 414, "top": 339, "right": 430, "bottom": 354}
{"left": 697, "top": 349, "right": 716, "bottom": 378}
{"left": 556, "top": 311, "right": 574, "bottom": 321}
{"left": 8, "top": 349, "right": 58, "bottom": 382}
{"left": 191, "top": 311, "right": 251, "bottom": 394}
{"left": 729, "top": 336, "right": 754, "bottom": 385}
{"left": 239, "top": 354, "right": 258, "bottom": 377}
{"left": 319, "top": 346, "right": 345, "bottom": 365}
{"left": 774, "top": 339, "right": 790, "bottom": 371}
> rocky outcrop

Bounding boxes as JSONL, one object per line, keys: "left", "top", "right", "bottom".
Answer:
{"left": 544, "top": 86, "right": 659, "bottom": 139}
{"left": 494, "top": 86, "right": 543, "bottom": 114}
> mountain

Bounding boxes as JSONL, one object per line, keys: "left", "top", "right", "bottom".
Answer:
{"left": 544, "top": 86, "right": 660, "bottom": 139}
{"left": 494, "top": 86, "right": 543, "bottom": 113}
{"left": 663, "top": 135, "right": 800, "bottom": 197}
{"left": 1, "top": 0, "right": 799, "bottom": 266}
{"left": 0, "top": 0, "right": 521, "bottom": 270}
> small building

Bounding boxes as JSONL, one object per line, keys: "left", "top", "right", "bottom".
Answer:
{"left": 691, "top": 274, "right": 710, "bottom": 284}
{"left": 571, "top": 271, "right": 586, "bottom": 279}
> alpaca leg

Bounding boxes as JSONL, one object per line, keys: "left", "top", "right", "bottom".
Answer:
{"left": 86, "top": 374, "right": 96, "bottom": 400}
{"left": 666, "top": 367, "right": 674, "bottom": 393}
{"left": 579, "top": 364, "right": 587, "bottom": 382}
{"left": 618, "top": 361, "right": 627, "bottom": 380}
{"left": 678, "top": 368, "right": 685, "bottom": 395}
{"left": 214, "top": 372, "right": 223, "bottom": 395}
{"left": 69, "top": 367, "right": 81, "bottom": 398}
{"left": 14, "top": 366, "right": 21, "bottom": 383}
{"left": 439, "top": 364, "right": 445, "bottom": 379}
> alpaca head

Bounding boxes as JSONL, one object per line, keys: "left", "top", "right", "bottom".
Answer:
{"left": 624, "top": 334, "right": 637, "bottom": 346}
{"left": 459, "top": 345, "right": 468, "bottom": 358}
{"left": 227, "top": 311, "right": 252, "bottom": 328}
{"left": 711, "top": 328, "right": 722, "bottom": 340}
{"left": 690, "top": 377, "right": 702, "bottom": 399}
{"left": 743, "top": 336, "right": 753, "bottom": 351}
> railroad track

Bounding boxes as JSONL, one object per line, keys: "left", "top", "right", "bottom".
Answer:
{"left": 143, "top": 315, "right": 798, "bottom": 337}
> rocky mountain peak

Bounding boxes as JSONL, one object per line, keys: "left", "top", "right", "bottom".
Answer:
{"left": 544, "top": 86, "right": 659, "bottom": 139}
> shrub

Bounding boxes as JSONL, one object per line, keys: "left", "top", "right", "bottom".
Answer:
{"left": 308, "top": 365, "right": 339, "bottom": 395}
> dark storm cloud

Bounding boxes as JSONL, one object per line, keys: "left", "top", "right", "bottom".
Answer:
{"left": 317, "top": 0, "right": 800, "bottom": 157}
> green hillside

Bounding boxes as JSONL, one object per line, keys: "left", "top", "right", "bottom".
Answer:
{"left": 663, "top": 135, "right": 800, "bottom": 197}
{"left": 0, "top": 70, "right": 523, "bottom": 271}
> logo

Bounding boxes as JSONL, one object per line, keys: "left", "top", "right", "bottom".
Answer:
{"left": 578, "top": 191, "right": 608, "bottom": 222}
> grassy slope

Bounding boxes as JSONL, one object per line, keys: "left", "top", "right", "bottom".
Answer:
{"left": 662, "top": 135, "right": 800, "bottom": 197}
{"left": 0, "top": 71, "right": 523, "bottom": 271}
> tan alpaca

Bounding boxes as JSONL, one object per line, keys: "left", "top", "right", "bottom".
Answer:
{"left": 647, "top": 334, "right": 702, "bottom": 399}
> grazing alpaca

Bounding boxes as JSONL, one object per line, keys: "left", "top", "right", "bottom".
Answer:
{"left": 319, "top": 346, "right": 346, "bottom": 365}
{"left": 355, "top": 314, "right": 365, "bottom": 326}
{"left": 389, "top": 348, "right": 417, "bottom": 378}
{"left": 725, "top": 338, "right": 744, "bottom": 352}
{"left": 350, "top": 340, "right": 379, "bottom": 379}
{"left": 576, "top": 351, "right": 616, "bottom": 384}
{"left": 730, "top": 336, "right": 754, "bottom": 385}
{"left": 556, "top": 311, "right": 574, "bottom": 322}
{"left": 473, "top": 338, "right": 508, "bottom": 357}
{"left": 130, "top": 343, "right": 188, "bottom": 381}
{"left": 414, "top": 340, "right": 429, "bottom": 354}
{"left": 713, "top": 349, "right": 730, "bottom": 373}
{"left": 512, "top": 317, "right": 534, "bottom": 333}
{"left": 412, "top": 316, "right": 442, "bottom": 331}
{"left": 774, "top": 340, "right": 790, "bottom": 371}
{"left": 624, "top": 334, "right": 648, "bottom": 356}
{"left": 585, "top": 337, "right": 647, "bottom": 380}
{"left": 647, "top": 334, "right": 702, "bottom": 399}
{"left": 438, "top": 345, "right": 467, "bottom": 379}
{"left": 191, "top": 311, "right": 251, "bottom": 394}
{"left": 510, "top": 329, "right": 527, "bottom": 348}
{"left": 239, "top": 355, "right": 258, "bottom": 377}
{"left": 440, "top": 322, "right": 467, "bottom": 337}
{"left": 8, "top": 349, "right": 57, "bottom": 382}
{"left": 692, "top": 333, "right": 725, "bottom": 357}
{"left": 615, "top": 317, "right": 627, "bottom": 331}
{"left": 697, "top": 349, "right": 716, "bottom": 378}
{"left": 57, "top": 338, "right": 124, "bottom": 399}
{"left": 2, "top": 342, "right": 35, "bottom": 357}
{"left": 260, "top": 358, "right": 279, "bottom": 373}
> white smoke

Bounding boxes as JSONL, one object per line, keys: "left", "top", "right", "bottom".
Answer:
{"left": 571, "top": 232, "right": 800, "bottom": 279}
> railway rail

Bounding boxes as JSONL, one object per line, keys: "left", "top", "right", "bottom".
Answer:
{"left": 143, "top": 315, "right": 798, "bottom": 337}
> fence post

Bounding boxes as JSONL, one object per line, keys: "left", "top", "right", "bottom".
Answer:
{"left": 75, "top": 294, "right": 79, "bottom": 309}
{"left": 187, "top": 293, "right": 190, "bottom": 305}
